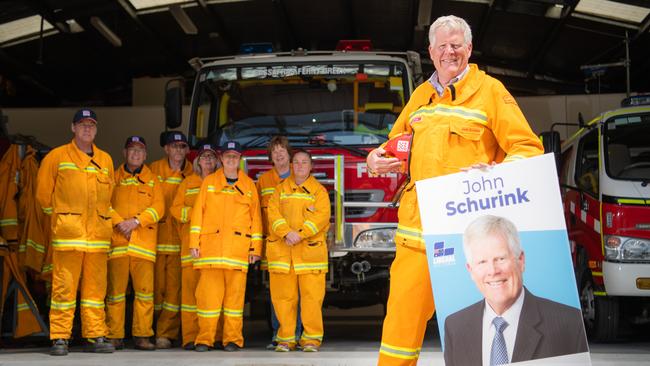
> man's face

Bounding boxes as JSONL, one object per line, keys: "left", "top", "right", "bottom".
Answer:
{"left": 271, "top": 145, "right": 290, "bottom": 168}
{"left": 292, "top": 152, "right": 312, "bottom": 181}
{"left": 466, "top": 233, "right": 525, "bottom": 315}
{"left": 164, "top": 142, "right": 188, "bottom": 164}
{"left": 71, "top": 120, "right": 97, "bottom": 145}
{"left": 428, "top": 27, "right": 472, "bottom": 84}
{"left": 220, "top": 151, "right": 241, "bottom": 171}
{"left": 124, "top": 145, "right": 147, "bottom": 169}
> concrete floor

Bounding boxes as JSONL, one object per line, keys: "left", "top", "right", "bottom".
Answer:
{"left": 1, "top": 311, "right": 649, "bottom": 365}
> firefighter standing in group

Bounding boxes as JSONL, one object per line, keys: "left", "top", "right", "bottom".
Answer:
{"left": 266, "top": 149, "right": 330, "bottom": 352}
{"left": 255, "top": 136, "right": 303, "bottom": 349}
{"left": 150, "top": 131, "right": 193, "bottom": 348}
{"left": 36, "top": 109, "right": 116, "bottom": 356}
{"left": 189, "top": 140, "right": 262, "bottom": 352}
{"left": 106, "top": 136, "right": 164, "bottom": 351}
{"left": 366, "top": 15, "right": 544, "bottom": 366}
{"left": 169, "top": 143, "right": 220, "bottom": 350}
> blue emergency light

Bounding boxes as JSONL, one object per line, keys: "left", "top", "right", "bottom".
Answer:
{"left": 239, "top": 42, "right": 274, "bottom": 54}
{"left": 621, "top": 95, "right": 650, "bottom": 107}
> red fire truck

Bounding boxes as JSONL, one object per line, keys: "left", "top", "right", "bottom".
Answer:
{"left": 164, "top": 42, "right": 423, "bottom": 309}
{"left": 543, "top": 95, "right": 650, "bottom": 341}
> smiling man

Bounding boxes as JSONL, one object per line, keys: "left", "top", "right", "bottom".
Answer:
{"left": 443, "top": 215, "right": 588, "bottom": 366}
{"left": 367, "top": 15, "right": 544, "bottom": 366}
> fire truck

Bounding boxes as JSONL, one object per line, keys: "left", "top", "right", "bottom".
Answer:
{"left": 542, "top": 95, "right": 650, "bottom": 341}
{"left": 164, "top": 41, "right": 423, "bottom": 309}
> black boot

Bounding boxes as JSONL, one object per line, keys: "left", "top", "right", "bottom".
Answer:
{"left": 50, "top": 339, "right": 69, "bottom": 356}
{"left": 84, "top": 337, "right": 115, "bottom": 353}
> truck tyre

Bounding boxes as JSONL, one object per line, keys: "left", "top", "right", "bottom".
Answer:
{"left": 580, "top": 272, "right": 619, "bottom": 342}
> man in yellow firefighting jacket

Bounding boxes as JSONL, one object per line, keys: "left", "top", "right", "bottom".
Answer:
{"left": 266, "top": 149, "right": 330, "bottom": 352}
{"left": 189, "top": 140, "right": 262, "bottom": 352}
{"left": 169, "top": 143, "right": 219, "bottom": 350}
{"left": 150, "top": 131, "right": 193, "bottom": 348}
{"left": 35, "top": 108, "right": 116, "bottom": 356}
{"left": 366, "top": 16, "right": 544, "bottom": 366}
{"left": 106, "top": 136, "right": 164, "bottom": 351}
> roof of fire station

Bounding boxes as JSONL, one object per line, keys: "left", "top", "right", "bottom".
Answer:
{"left": 1, "top": 0, "right": 649, "bottom": 107}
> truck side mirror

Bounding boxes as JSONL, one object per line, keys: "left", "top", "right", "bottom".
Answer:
{"left": 164, "top": 79, "right": 183, "bottom": 129}
{"left": 540, "top": 131, "right": 561, "bottom": 173}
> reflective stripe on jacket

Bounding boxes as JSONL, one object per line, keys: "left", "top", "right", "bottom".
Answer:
{"left": 35, "top": 140, "right": 115, "bottom": 252}
{"left": 266, "top": 175, "right": 330, "bottom": 274}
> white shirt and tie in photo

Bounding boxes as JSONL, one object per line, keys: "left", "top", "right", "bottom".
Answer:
{"left": 482, "top": 290, "right": 525, "bottom": 366}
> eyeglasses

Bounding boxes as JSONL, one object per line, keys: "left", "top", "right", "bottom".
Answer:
{"left": 199, "top": 155, "right": 217, "bottom": 161}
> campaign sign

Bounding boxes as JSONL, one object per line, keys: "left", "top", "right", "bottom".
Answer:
{"left": 416, "top": 154, "right": 591, "bottom": 365}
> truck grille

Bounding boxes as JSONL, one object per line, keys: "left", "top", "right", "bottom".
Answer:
{"left": 329, "top": 190, "right": 384, "bottom": 219}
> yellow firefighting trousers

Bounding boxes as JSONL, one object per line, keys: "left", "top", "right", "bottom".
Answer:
{"left": 49, "top": 250, "right": 108, "bottom": 339}
{"left": 106, "top": 256, "right": 154, "bottom": 338}
{"left": 154, "top": 253, "right": 181, "bottom": 339}
{"left": 195, "top": 268, "right": 246, "bottom": 347}
{"left": 378, "top": 245, "right": 435, "bottom": 366}
{"left": 270, "top": 267, "right": 325, "bottom": 347}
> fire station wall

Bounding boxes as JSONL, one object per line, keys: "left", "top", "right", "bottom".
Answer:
{"left": 3, "top": 106, "right": 190, "bottom": 164}
{"left": 517, "top": 93, "right": 626, "bottom": 139}
{"left": 3, "top": 93, "right": 626, "bottom": 163}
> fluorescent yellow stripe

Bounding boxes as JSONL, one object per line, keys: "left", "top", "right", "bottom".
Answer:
{"left": 0, "top": 218, "right": 18, "bottom": 226}
{"left": 304, "top": 220, "right": 318, "bottom": 235}
{"left": 157, "top": 244, "right": 180, "bottom": 252}
{"left": 197, "top": 308, "right": 222, "bottom": 318}
{"left": 410, "top": 104, "right": 487, "bottom": 125}
{"left": 52, "top": 240, "right": 110, "bottom": 250}
{"left": 107, "top": 294, "right": 126, "bottom": 303}
{"left": 17, "top": 303, "right": 31, "bottom": 312}
{"left": 185, "top": 188, "right": 200, "bottom": 195}
{"left": 268, "top": 261, "right": 291, "bottom": 270}
{"left": 190, "top": 226, "right": 201, "bottom": 234}
{"left": 51, "top": 300, "right": 76, "bottom": 310}
{"left": 223, "top": 307, "right": 244, "bottom": 317}
{"left": 26, "top": 239, "right": 45, "bottom": 253}
{"left": 80, "top": 299, "right": 105, "bottom": 308}
{"left": 181, "top": 304, "right": 197, "bottom": 312}
{"left": 261, "top": 188, "right": 275, "bottom": 196}
{"left": 128, "top": 244, "right": 156, "bottom": 260}
{"left": 162, "top": 302, "right": 180, "bottom": 312}
{"left": 280, "top": 193, "right": 315, "bottom": 202}
{"left": 272, "top": 218, "right": 287, "bottom": 231}
{"left": 135, "top": 292, "right": 154, "bottom": 301}
{"left": 145, "top": 207, "right": 160, "bottom": 222}
{"left": 379, "top": 342, "right": 421, "bottom": 360}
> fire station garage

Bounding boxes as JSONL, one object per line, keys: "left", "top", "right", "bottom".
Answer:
{"left": 0, "top": 0, "right": 649, "bottom": 365}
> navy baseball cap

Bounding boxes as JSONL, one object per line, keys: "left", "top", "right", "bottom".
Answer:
{"left": 73, "top": 108, "right": 97, "bottom": 124}
{"left": 124, "top": 135, "right": 147, "bottom": 148}
{"left": 197, "top": 143, "right": 218, "bottom": 156}
{"left": 164, "top": 131, "right": 188, "bottom": 146}
{"left": 222, "top": 140, "right": 242, "bottom": 154}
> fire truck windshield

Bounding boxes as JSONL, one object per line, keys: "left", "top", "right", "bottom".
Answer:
{"left": 604, "top": 112, "right": 650, "bottom": 181}
{"left": 189, "top": 62, "right": 409, "bottom": 149}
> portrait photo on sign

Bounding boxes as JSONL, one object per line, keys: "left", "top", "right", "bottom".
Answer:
{"left": 415, "top": 154, "right": 591, "bottom": 365}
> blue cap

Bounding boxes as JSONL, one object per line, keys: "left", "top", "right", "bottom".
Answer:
{"left": 73, "top": 108, "right": 97, "bottom": 124}
{"left": 164, "top": 131, "right": 188, "bottom": 146}
{"left": 222, "top": 140, "right": 242, "bottom": 154}
{"left": 124, "top": 135, "right": 147, "bottom": 148}
{"left": 197, "top": 143, "right": 218, "bottom": 156}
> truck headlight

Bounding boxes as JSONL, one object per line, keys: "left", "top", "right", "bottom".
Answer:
{"left": 354, "top": 228, "right": 396, "bottom": 249}
{"left": 604, "top": 235, "right": 650, "bottom": 261}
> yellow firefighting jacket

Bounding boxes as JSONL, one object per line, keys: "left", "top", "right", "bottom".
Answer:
{"left": 150, "top": 158, "right": 193, "bottom": 254}
{"left": 256, "top": 167, "right": 292, "bottom": 270}
{"left": 386, "top": 64, "right": 544, "bottom": 249}
{"left": 189, "top": 169, "right": 262, "bottom": 271}
{"left": 266, "top": 175, "right": 331, "bottom": 274}
{"left": 18, "top": 146, "right": 50, "bottom": 272}
{"left": 109, "top": 164, "right": 165, "bottom": 262}
{"left": 0, "top": 144, "right": 20, "bottom": 241}
{"left": 35, "top": 140, "right": 115, "bottom": 252}
{"left": 169, "top": 173, "right": 202, "bottom": 268}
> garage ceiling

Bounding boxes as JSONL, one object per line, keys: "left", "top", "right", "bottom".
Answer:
{"left": 1, "top": 0, "right": 649, "bottom": 107}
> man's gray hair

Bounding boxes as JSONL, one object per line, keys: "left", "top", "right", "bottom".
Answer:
{"left": 428, "top": 15, "right": 473, "bottom": 46}
{"left": 463, "top": 215, "right": 521, "bottom": 263}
